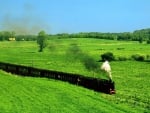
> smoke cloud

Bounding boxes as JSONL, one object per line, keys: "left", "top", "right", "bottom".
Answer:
{"left": 1, "top": 2, "right": 50, "bottom": 35}
{"left": 66, "top": 43, "right": 99, "bottom": 72}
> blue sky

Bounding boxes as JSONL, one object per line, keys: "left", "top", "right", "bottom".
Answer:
{"left": 0, "top": 0, "right": 150, "bottom": 34}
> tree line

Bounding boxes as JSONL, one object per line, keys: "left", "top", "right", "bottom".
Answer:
{"left": 0, "top": 31, "right": 37, "bottom": 41}
{"left": 54, "top": 28, "right": 150, "bottom": 43}
{"left": 0, "top": 28, "right": 150, "bottom": 43}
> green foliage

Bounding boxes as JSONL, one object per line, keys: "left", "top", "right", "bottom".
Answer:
{"left": 16, "top": 35, "right": 37, "bottom": 41}
{"left": 147, "top": 40, "right": 150, "bottom": 44}
{"left": 0, "top": 31, "right": 15, "bottom": 41}
{"left": 138, "top": 38, "right": 143, "bottom": 43}
{"left": 52, "top": 28, "right": 150, "bottom": 42}
{"left": 131, "top": 54, "right": 145, "bottom": 61}
{"left": 37, "top": 31, "right": 48, "bottom": 52}
{"left": 117, "top": 32, "right": 132, "bottom": 41}
{"left": 146, "top": 55, "right": 150, "bottom": 61}
{"left": 101, "top": 52, "right": 115, "bottom": 61}
{"left": 117, "top": 56, "right": 128, "bottom": 61}
{"left": 1, "top": 28, "right": 150, "bottom": 42}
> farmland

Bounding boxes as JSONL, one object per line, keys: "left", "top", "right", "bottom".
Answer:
{"left": 0, "top": 38, "right": 150, "bottom": 112}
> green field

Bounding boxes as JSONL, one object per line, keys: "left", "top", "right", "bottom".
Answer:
{"left": 0, "top": 38, "right": 150, "bottom": 113}
{"left": 0, "top": 70, "right": 141, "bottom": 113}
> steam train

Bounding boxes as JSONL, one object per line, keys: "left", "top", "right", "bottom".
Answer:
{"left": 0, "top": 62, "right": 115, "bottom": 94}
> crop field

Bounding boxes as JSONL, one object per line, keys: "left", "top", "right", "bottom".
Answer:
{"left": 0, "top": 38, "right": 150, "bottom": 113}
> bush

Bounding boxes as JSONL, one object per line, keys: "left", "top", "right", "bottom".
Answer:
{"left": 131, "top": 54, "right": 145, "bottom": 61}
{"left": 101, "top": 52, "right": 115, "bottom": 61}
{"left": 146, "top": 55, "right": 150, "bottom": 61}
{"left": 117, "top": 56, "right": 128, "bottom": 61}
{"left": 147, "top": 40, "right": 150, "bottom": 44}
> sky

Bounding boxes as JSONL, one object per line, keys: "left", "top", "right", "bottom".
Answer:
{"left": 0, "top": 0, "right": 150, "bottom": 34}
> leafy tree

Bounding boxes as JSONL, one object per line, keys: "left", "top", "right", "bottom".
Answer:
{"left": 37, "top": 31, "right": 48, "bottom": 52}
{"left": 0, "top": 32, "right": 4, "bottom": 41}
{"left": 147, "top": 40, "right": 150, "bottom": 44}
{"left": 101, "top": 52, "right": 115, "bottom": 61}
{"left": 139, "top": 37, "right": 143, "bottom": 43}
{"left": 0, "top": 31, "right": 10, "bottom": 41}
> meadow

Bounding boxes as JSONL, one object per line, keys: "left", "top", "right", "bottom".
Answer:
{"left": 0, "top": 38, "right": 150, "bottom": 112}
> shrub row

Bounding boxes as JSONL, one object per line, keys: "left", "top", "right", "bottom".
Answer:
{"left": 101, "top": 52, "right": 150, "bottom": 62}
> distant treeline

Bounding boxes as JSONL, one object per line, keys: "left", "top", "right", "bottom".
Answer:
{"left": 0, "top": 31, "right": 37, "bottom": 41}
{"left": 54, "top": 28, "right": 150, "bottom": 43}
{"left": 0, "top": 28, "right": 150, "bottom": 43}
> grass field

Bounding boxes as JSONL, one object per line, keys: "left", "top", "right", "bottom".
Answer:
{"left": 0, "top": 38, "right": 150, "bottom": 112}
{"left": 0, "top": 70, "right": 142, "bottom": 113}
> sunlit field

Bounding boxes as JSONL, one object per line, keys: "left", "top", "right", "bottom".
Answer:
{"left": 0, "top": 38, "right": 150, "bottom": 112}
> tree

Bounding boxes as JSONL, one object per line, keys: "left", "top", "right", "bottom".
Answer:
{"left": 101, "top": 52, "right": 115, "bottom": 61}
{"left": 147, "top": 39, "right": 150, "bottom": 44}
{"left": 37, "top": 31, "right": 48, "bottom": 52}
{"left": 0, "top": 31, "right": 10, "bottom": 41}
{"left": 0, "top": 32, "right": 4, "bottom": 41}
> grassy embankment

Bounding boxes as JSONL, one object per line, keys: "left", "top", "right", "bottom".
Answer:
{"left": 0, "top": 38, "right": 149, "bottom": 112}
{"left": 0, "top": 70, "right": 146, "bottom": 113}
